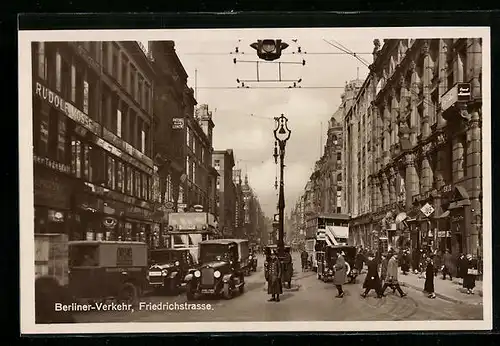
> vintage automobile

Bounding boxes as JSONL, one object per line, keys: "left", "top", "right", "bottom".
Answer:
{"left": 264, "top": 245, "right": 293, "bottom": 288}
{"left": 68, "top": 240, "right": 148, "bottom": 305}
{"left": 185, "top": 239, "right": 247, "bottom": 300}
{"left": 147, "top": 248, "right": 196, "bottom": 294}
{"left": 321, "top": 245, "right": 358, "bottom": 283}
{"left": 248, "top": 248, "right": 258, "bottom": 272}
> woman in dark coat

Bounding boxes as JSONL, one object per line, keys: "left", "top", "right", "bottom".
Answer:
{"left": 361, "top": 254, "right": 383, "bottom": 298}
{"left": 424, "top": 256, "right": 436, "bottom": 298}
{"left": 463, "top": 254, "right": 478, "bottom": 294}
{"left": 457, "top": 253, "right": 467, "bottom": 281}
{"left": 266, "top": 251, "right": 283, "bottom": 302}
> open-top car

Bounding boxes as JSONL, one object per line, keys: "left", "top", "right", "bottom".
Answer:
{"left": 321, "top": 245, "right": 358, "bottom": 283}
{"left": 147, "top": 248, "right": 196, "bottom": 294}
{"left": 185, "top": 239, "right": 247, "bottom": 300}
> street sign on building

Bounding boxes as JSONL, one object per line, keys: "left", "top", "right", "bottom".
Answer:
{"left": 172, "top": 118, "right": 185, "bottom": 129}
{"left": 420, "top": 203, "right": 435, "bottom": 217}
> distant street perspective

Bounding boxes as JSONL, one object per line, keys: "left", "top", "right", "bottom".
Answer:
{"left": 29, "top": 34, "right": 485, "bottom": 325}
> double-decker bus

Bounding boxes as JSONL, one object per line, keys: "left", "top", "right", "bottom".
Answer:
{"left": 304, "top": 213, "right": 350, "bottom": 272}
{"left": 166, "top": 211, "right": 218, "bottom": 264}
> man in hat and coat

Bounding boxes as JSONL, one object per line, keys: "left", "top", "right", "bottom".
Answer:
{"left": 333, "top": 251, "right": 347, "bottom": 298}
{"left": 381, "top": 252, "right": 407, "bottom": 297}
{"left": 266, "top": 250, "right": 283, "bottom": 302}
{"left": 361, "top": 252, "right": 383, "bottom": 298}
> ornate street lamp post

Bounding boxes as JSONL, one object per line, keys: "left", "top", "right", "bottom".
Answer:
{"left": 273, "top": 114, "right": 291, "bottom": 258}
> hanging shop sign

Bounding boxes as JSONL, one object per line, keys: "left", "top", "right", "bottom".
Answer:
{"left": 420, "top": 203, "right": 435, "bottom": 218}
{"left": 103, "top": 217, "right": 118, "bottom": 229}
{"left": 437, "top": 231, "right": 451, "bottom": 238}
{"left": 172, "top": 118, "right": 185, "bottom": 129}
{"left": 441, "top": 82, "right": 471, "bottom": 112}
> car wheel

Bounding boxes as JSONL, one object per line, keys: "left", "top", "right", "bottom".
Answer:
{"left": 223, "top": 282, "right": 233, "bottom": 299}
{"left": 186, "top": 285, "right": 197, "bottom": 301}
{"left": 239, "top": 283, "right": 245, "bottom": 294}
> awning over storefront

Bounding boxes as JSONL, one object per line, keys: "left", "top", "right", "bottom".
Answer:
{"left": 436, "top": 210, "right": 450, "bottom": 219}
{"left": 395, "top": 212, "right": 407, "bottom": 224}
{"left": 405, "top": 208, "right": 421, "bottom": 222}
{"left": 448, "top": 199, "right": 471, "bottom": 210}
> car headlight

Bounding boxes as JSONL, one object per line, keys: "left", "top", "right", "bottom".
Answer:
{"left": 175, "top": 261, "right": 180, "bottom": 266}
{"left": 194, "top": 270, "right": 201, "bottom": 278}
{"left": 249, "top": 256, "right": 252, "bottom": 259}
{"left": 162, "top": 269, "right": 168, "bottom": 276}
{"left": 214, "top": 270, "right": 221, "bottom": 278}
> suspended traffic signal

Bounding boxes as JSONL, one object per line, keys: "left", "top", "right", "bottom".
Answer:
{"left": 250, "top": 39, "right": 289, "bottom": 61}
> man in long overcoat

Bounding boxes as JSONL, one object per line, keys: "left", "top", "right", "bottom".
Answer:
{"left": 333, "top": 251, "right": 347, "bottom": 298}
{"left": 266, "top": 251, "right": 283, "bottom": 302}
{"left": 381, "top": 253, "right": 407, "bottom": 297}
{"left": 361, "top": 253, "right": 383, "bottom": 298}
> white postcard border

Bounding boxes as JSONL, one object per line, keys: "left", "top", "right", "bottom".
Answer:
{"left": 19, "top": 26, "right": 492, "bottom": 334}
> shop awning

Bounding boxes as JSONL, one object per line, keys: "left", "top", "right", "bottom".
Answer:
{"left": 436, "top": 210, "right": 450, "bottom": 219}
{"left": 455, "top": 185, "right": 469, "bottom": 200}
{"left": 405, "top": 209, "right": 421, "bottom": 222}
{"left": 395, "top": 212, "right": 407, "bottom": 224}
{"left": 448, "top": 199, "right": 471, "bottom": 210}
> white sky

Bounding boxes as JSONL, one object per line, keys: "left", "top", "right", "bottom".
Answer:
{"left": 169, "top": 37, "right": 373, "bottom": 217}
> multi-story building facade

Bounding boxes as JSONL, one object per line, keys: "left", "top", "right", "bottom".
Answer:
{"left": 213, "top": 149, "right": 236, "bottom": 237}
{"left": 232, "top": 169, "right": 245, "bottom": 238}
{"left": 32, "top": 41, "right": 157, "bottom": 244}
{"left": 345, "top": 38, "right": 483, "bottom": 258}
{"left": 241, "top": 174, "right": 265, "bottom": 244}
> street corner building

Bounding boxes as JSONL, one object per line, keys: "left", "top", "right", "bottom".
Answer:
{"left": 341, "top": 38, "right": 483, "bottom": 260}
{"left": 31, "top": 41, "right": 220, "bottom": 246}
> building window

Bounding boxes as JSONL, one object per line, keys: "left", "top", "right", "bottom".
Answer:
{"left": 336, "top": 152, "right": 341, "bottom": 161}
{"left": 112, "top": 46, "right": 119, "bottom": 80}
{"left": 186, "top": 127, "right": 191, "bottom": 147}
{"left": 106, "top": 155, "right": 116, "bottom": 190}
{"left": 142, "top": 173, "right": 148, "bottom": 200}
{"left": 216, "top": 177, "right": 221, "bottom": 190}
{"left": 137, "top": 75, "right": 143, "bottom": 104}
{"left": 116, "top": 109, "right": 122, "bottom": 137}
{"left": 126, "top": 166, "right": 133, "bottom": 195}
{"left": 134, "top": 170, "right": 141, "bottom": 198}
{"left": 130, "top": 66, "right": 137, "bottom": 100}
{"left": 36, "top": 42, "right": 47, "bottom": 80}
{"left": 337, "top": 173, "right": 342, "bottom": 182}
{"left": 141, "top": 127, "right": 146, "bottom": 154}
{"left": 144, "top": 83, "right": 151, "bottom": 113}
{"left": 186, "top": 156, "right": 190, "bottom": 175}
{"left": 57, "top": 114, "right": 67, "bottom": 162}
{"left": 214, "top": 159, "right": 220, "bottom": 170}
{"left": 117, "top": 161, "right": 124, "bottom": 193}
{"left": 102, "top": 42, "right": 109, "bottom": 72}
{"left": 121, "top": 55, "right": 128, "bottom": 89}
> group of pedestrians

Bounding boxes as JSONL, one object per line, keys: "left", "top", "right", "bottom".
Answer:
{"left": 361, "top": 250, "right": 407, "bottom": 299}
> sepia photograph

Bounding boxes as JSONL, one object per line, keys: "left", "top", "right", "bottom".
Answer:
{"left": 18, "top": 26, "right": 491, "bottom": 334}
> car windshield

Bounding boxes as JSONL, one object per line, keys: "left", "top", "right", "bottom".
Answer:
{"left": 199, "top": 244, "right": 230, "bottom": 263}
{"left": 150, "top": 250, "right": 183, "bottom": 264}
{"left": 69, "top": 244, "right": 99, "bottom": 267}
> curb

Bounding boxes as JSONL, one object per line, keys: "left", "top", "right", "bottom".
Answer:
{"left": 400, "top": 281, "right": 482, "bottom": 306}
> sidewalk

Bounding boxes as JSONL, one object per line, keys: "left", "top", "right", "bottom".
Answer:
{"left": 397, "top": 270, "right": 483, "bottom": 306}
